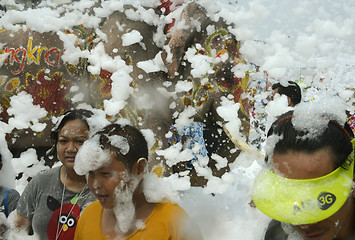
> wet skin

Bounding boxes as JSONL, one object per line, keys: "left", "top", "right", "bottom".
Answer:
{"left": 56, "top": 119, "right": 89, "bottom": 170}
{"left": 87, "top": 154, "right": 128, "bottom": 209}
{"left": 272, "top": 148, "right": 355, "bottom": 240}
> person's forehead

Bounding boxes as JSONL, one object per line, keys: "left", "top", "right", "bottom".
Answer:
{"left": 272, "top": 148, "right": 335, "bottom": 179}
{"left": 59, "top": 119, "right": 88, "bottom": 135}
{"left": 90, "top": 157, "right": 126, "bottom": 173}
{"left": 110, "top": 154, "right": 127, "bottom": 169}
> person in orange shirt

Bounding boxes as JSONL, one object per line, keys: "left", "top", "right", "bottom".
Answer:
{"left": 73, "top": 123, "right": 203, "bottom": 240}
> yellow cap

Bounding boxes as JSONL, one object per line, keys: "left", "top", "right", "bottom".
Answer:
{"left": 253, "top": 151, "right": 354, "bottom": 225}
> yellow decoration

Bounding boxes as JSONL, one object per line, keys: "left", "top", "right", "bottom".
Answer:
{"left": 152, "top": 165, "right": 163, "bottom": 178}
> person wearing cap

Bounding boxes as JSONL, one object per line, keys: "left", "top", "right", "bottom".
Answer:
{"left": 253, "top": 106, "right": 355, "bottom": 240}
{"left": 271, "top": 81, "right": 302, "bottom": 107}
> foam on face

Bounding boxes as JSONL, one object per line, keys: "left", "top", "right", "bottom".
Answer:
{"left": 74, "top": 135, "right": 111, "bottom": 176}
{"left": 113, "top": 175, "right": 141, "bottom": 233}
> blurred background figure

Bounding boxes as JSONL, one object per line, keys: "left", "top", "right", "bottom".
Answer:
{"left": 0, "top": 152, "right": 20, "bottom": 239}
{"left": 271, "top": 81, "right": 302, "bottom": 107}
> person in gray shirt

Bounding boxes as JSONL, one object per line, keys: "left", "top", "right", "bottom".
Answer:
{"left": 15, "top": 109, "right": 96, "bottom": 240}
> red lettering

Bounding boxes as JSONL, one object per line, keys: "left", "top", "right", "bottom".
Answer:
{"left": 4, "top": 47, "right": 15, "bottom": 64}
{"left": 12, "top": 48, "right": 27, "bottom": 75}
{"left": 45, "top": 48, "right": 60, "bottom": 67}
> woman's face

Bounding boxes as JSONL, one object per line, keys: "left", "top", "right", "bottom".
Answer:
{"left": 56, "top": 119, "right": 89, "bottom": 170}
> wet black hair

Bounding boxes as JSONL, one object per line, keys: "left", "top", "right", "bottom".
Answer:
{"left": 267, "top": 110, "right": 354, "bottom": 170}
{"left": 95, "top": 124, "right": 148, "bottom": 172}
{"left": 49, "top": 109, "right": 93, "bottom": 156}
{"left": 272, "top": 81, "right": 302, "bottom": 106}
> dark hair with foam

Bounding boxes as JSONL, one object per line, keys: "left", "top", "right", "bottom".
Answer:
{"left": 50, "top": 109, "right": 93, "bottom": 156}
{"left": 95, "top": 124, "right": 148, "bottom": 171}
{"left": 267, "top": 110, "right": 354, "bottom": 169}
{"left": 272, "top": 81, "right": 302, "bottom": 106}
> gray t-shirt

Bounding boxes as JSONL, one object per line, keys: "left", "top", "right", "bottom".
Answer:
{"left": 0, "top": 186, "right": 20, "bottom": 217}
{"left": 17, "top": 166, "right": 96, "bottom": 240}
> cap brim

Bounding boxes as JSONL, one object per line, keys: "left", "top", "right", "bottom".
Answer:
{"left": 252, "top": 159, "right": 353, "bottom": 225}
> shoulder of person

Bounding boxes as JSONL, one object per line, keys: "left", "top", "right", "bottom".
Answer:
{"left": 8, "top": 188, "right": 20, "bottom": 199}
{"left": 30, "top": 166, "right": 60, "bottom": 182}
{"left": 0, "top": 186, "right": 19, "bottom": 199}
{"left": 21, "top": 167, "right": 59, "bottom": 193}
{"left": 0, "top": 186, "right": 5, "bottom": 195}
{"left": 158, "top": 202, "right": 183, "bottom": 209}
{"left": 0, "top": 186, "right": 6, "bottom": 203}
{"left": 80, "top": 200, "right": 101, "bottom": 218}
{"left": 155, "top": 202, "right": 195, "bottom": 226}
{"left": 157, "top": 202, "right": 187, "bottom": 215}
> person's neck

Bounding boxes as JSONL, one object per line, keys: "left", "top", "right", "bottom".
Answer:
{"left": 337, "top": 197, "right": 355, "bottom": 239}
{"left": 351, "top": 198, "right": 355, "bottom": 236}
{"left": 132, "top": 181, "right": 156, "bottom": 220}
{"left": 102, "top": 182, "right": 156, "bottom": 239}
{"left": 60, "top": 166, "right": 87, "bottom": 192}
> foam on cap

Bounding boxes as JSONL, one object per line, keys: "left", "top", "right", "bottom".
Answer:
{"left": 292, "top": 94, "right": 347, "bottom": 139}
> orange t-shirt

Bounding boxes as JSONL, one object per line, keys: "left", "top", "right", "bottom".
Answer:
{"left": 74, "top": 200, "right": 202, "bottom": 240}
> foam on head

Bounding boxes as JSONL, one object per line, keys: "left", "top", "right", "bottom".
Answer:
{"left": 74, "top": 135, "right": 112, "bottom": 175}
{"left": 292, "top": 94, "right": 347, "bottom": 139}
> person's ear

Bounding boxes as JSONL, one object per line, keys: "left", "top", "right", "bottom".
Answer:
{"left": 131, "top": 158, "right": 147, "bottom": 178}
{"left": 287, "top": 97, "right": 294, "bottom": 107}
